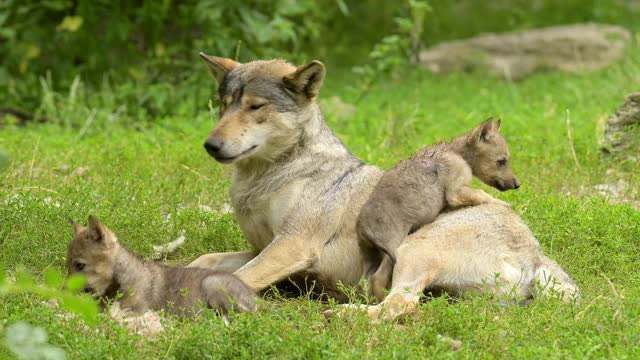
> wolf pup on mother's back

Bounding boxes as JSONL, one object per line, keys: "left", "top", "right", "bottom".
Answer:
{"left": 358, "top": 118, "right": 519, "bottom": 298}
{"left": 67, "top": 216, "right": 257, "bottom": 316}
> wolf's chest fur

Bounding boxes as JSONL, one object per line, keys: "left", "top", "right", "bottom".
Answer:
{"left": 230, "top": 165, "right": 306, "bottom": 250}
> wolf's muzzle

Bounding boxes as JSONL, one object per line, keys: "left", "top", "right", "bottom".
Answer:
{"left": 204, "top": 138, "right": 223, "bottom": 157}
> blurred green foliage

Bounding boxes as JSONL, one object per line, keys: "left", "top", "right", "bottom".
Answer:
{"left": 339, "top": 0, "right": 639, "bottom": 51}
{"left": 0, "top": 148, "right": 9, "bottom": 171}
{"left": 0, "top": 0, "right": 638, "bottom": 123}
{"left": 0, "top": 267, "right": 99, "bottom": 327}
{"left": 352, "top": 0, "right": 431, "bottom": 103}
{"left": 0, "top": 0, "right": 345, "bottom": 115}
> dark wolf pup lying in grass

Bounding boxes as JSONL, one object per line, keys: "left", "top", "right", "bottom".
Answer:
{"left": 67, "top": 216, "right": 258, "bottom": 317}
{"left": 358, "top": 118, "right": 520, "bottom": 300}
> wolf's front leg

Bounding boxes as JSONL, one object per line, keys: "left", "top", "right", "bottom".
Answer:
{"left": 234, "top": 235, "right": 317, "bottom": 292}
{"left": 188, "top": 251, "right": 256, "bottom": 272}
{"left": 447, "top": 186, "right": 510, "bottom": 208}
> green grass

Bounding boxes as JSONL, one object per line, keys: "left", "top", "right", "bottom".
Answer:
{"left": 2, "top": 43, "right": 640, "bottom": 358}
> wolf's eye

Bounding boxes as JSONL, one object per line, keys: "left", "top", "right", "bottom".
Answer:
{"left": 497, "top": 159, "right": 507, "bottom": 167}
{"left": 249, "top": 103, "right": 265, "bottom": 110}
{"left": 74, "top": 262, "right": 86, "bottom": 272}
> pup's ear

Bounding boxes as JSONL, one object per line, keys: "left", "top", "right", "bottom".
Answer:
{"left": 87, "top": 215, "right": 108, "bottom": 244}
{"left": 495, "top": 118, "right": 502, "bottom": 132}
{"left": 69, "top": 218, "right": 81, "bottom": 234}
{"left": 283, "top": 60, "right": 326, "bottom": 100}
{"left": 472, "top": 117, "right": 495, "bottom": 143}
{"left": 199, "top": 53, "right": 241, "bottom": 84}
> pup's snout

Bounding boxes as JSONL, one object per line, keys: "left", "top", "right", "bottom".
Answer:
{"left": 204, "top": 137, "right": 223, "bottom": 157}
{"left": 83, "top": 286, "right": 95, "bottom": 294}
{"left": 513, "top": 178, "right": 521, "bottom": 189}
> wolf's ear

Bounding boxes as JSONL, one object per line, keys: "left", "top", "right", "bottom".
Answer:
{"left": 283, "top": 60, "right": 326, "bottom": 100}
{"left": 199, "top": 53, "right": 241, "bottom": 84}
{"left": 87, "top": 215, "right": 108, "bottom": 244}
{"left": 472, "top": 117, "right": 495, "bottom": 143}
{"left": 69, "top": 218, "right": 81, "bottom": 234}
{"left": 495, "top": 118, "right": 502, "bottom": 132}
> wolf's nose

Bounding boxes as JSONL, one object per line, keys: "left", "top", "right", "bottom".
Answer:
{"left": 513, "top": 179, "right": 521, "bottom": 189}
{"left": 204, "top": 138, "right": 223, "bottom": 156}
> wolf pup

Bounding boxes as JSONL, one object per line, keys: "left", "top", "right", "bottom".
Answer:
{"left": 358, "top": 118, "right": 520, "bottom": 268}
{"left": 67, "top": 216, "right": 258, "bottom": 316}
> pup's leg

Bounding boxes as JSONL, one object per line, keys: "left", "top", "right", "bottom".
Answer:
{"left": 360, "top": 221, "right": 408, "bottom": 264}
{"left": 188, "top": 251, "right": 255, "bottom": 272}
{"left": 371, "top": 255, "right": 394, "bottom": 302}
{"left": 358, "top": 207, "right": 405, "bottom": 263}
{"left": 234, "top": 235, "right": 317, "bottom": 292}
{"left": 447, "top": 186, "right": 510, "bottom": 208}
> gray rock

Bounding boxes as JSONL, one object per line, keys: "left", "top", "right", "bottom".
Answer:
{"left": 417, "top": 24, "right": 630, "bottom": 80}
{"left": 600, "top": 93, "right": 640, "bottom": 163}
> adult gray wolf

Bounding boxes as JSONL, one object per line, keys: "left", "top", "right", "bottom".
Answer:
{"left": 356, "top": 204, "right": 579, "bottom": 320}
{"left": 67, "top": 216, "right": 257, "bottom": 316}
{"left": 188, "top": 54, "right": 579, "bottom": 308}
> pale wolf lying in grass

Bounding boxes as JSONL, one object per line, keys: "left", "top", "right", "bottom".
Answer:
{"left": 67, "top": 216, "right": 257, "bottom": 317}
{"left": 188, "top": 55, "right": 578, "bottom": 314}
{"left": 358, "top": 117, "right": 520, "bottom": 300}
{"left": 355, "top": 204, "right": 581, "bottom": 320}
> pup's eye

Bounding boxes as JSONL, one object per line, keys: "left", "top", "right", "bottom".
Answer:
{"left": 497, "top": 159, "right": 507, "bottom": 167}
{"left": 74, "top": 262, "right": 86, "bottom": 272}
{"left": 249, "top": 103, "right": 265, "bottom": 110}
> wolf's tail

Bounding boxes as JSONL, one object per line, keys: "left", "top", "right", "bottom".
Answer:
{"left": 534, "top": 256, "right": 581, "bottom": 303}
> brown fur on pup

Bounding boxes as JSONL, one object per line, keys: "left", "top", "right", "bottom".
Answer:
{"left": 359, "top": 117, "right": 519, "bottom": 263}
{"left": 358, "top": 118, "right": 519, "bottom": 299}
{"left": 67, "top": 216, "right": 258, "bottom": 317}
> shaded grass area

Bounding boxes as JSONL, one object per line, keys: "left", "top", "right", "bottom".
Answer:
{"left": 1, "top": 47, "right": 640, "bottom": 358}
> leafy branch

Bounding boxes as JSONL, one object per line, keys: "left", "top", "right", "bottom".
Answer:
{"left": 0, "top": 268, "right": 99, "bottom": 327}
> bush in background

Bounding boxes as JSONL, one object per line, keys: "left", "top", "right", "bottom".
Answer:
{"left": 1, "top": 0, "right": 637, "bottom": 125}
{"left": 0, "top": 0, "right": 344, "bottom": 121}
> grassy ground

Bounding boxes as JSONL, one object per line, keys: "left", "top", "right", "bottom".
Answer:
{"left": 2, "top": 44, "right": 640, "bottom": 358}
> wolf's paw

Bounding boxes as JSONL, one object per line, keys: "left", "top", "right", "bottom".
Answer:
{"left": 322, "top": 304, "right": 368, "bottom": 320}
{"left": 323, "top": 304, "right": 386, "bottom": 322}
{"left": 372, "top": 293, "right": 420, "bottom": 321}
{"left": 492, "top": 199, "right": 512, "bottom": 208}
{"left": 321, "top": 309, "right": 335, "bottom": 319}
{"left": 366, "top": 305, "right": 383, "bottom": 321}
{"left": 322, "top": 300, "right": 417, "bottom": 322}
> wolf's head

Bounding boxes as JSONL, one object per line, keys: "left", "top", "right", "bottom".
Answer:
{"left": 67, "top": 216, "right": 119, "bottom": 296}
{"left": 466, "top": 118, "right": 520, "bottom": 191}
{"left": 200, "top": 54, "right": 326, "bottom": 164}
